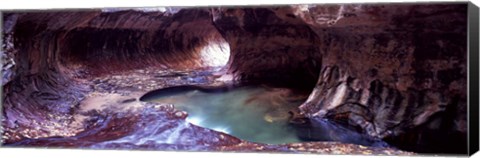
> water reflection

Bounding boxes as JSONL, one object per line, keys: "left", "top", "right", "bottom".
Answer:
{"left": 185, "top": 117, "right": 204, "bottom": 126}
{"left": 146, "top": 86, "right": 304, "bottom": 144}
{"left": 144, "top": 86, "right": 388, "bottom": 147}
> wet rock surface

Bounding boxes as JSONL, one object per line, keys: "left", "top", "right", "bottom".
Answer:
{"left": 7, "top": 103, "right": 411, "bottom": 155}
{"left": 210, "top": 4, "right": 468, "bottom": 154}
{"left": 1, "top": 66, "right": 411, "bottom": 155}
{"left": 297, "top": 4, "right": 468, "bottom": 154}
{"left": 1, "top": 3, "right": 468, "bottom": 155}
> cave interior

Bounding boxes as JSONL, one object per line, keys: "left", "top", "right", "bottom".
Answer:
{"left": 0, "top": 3, "right": 470, "bottom": 155}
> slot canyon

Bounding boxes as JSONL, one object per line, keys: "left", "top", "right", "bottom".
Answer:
{"left": 1, "top": 3, "right": 469, "bottom": 155}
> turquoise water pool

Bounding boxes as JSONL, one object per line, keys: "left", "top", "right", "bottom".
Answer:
{"left": 142, "top": 85, "right": 389, "bottom": 147}
{"left": 145, "top": 86, "right": 305, "bottom": 144}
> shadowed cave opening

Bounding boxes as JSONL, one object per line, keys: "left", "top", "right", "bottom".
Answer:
{"left": 1, "top": 4, "right": 469, "bottom": 155}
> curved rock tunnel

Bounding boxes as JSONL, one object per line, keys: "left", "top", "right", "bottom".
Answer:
{"left": 1, "top": 4, "right": 468, "bottom": 155}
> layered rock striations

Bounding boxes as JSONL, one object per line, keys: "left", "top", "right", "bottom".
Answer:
{"left": 299, "top": 4, "right": 468, "bottom": 153}
{"left": 1, "top": 8, "right": 226, "bottom": 143}
{"left": 211, "top": 7, "right": 323, "bottom": 89}
{"left": 210, "top": 4, "right": 468, "bottom": 153}
{"left": 1, "top": 3, "right": 469, "bottom": 154}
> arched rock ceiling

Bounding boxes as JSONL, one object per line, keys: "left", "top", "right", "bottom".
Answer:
{"left": 1, "top": 3, "right": 468, "bottom": 154}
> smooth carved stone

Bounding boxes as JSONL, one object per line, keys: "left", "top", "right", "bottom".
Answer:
{"left": 1, "top": 4, "right": 468, "bottom": 154}
{"left": 212, "top": 7, "right": 323, "bottom": 89}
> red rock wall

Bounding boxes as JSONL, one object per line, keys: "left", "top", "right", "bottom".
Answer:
{"left": 212, "top": 7, "right": 323, "bottom": 89}
{"left": 1, "top": 4, "right": 469, "bottom": 153}
{"left": 211, "top": 4, "right": 468, "bottom": 153}
{"left": 301, "top": 5, "right": 468, "bottom": 153}
{"left": 1, "top": 9, "right": 225, "bottom": 142}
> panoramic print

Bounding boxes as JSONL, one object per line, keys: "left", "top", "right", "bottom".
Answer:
{"left": 1, "top": 3, "right": 472, "bottom": 156}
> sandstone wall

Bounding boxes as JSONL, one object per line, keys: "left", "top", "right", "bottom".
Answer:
{"left": 1, "top": 4, "right": 469, "bottom": 153}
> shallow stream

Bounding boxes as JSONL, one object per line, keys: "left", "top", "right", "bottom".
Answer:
{"left": 141, "top": 86, "right": 389, "bottom": 147}
{"left": 143, "top": 86, "right": 304, "bottom": 144}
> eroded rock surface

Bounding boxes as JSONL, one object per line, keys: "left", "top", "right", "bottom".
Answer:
{"left": 1, "top": 3, "right": 469, "bottom": 155}
{"left": 211, "top": 7, "right": 323, "bottom": 89}
{"left": 210, "top": 4, "right": 467, "bottom": 154}
{"left": 299, "top": 4, "right": 468, "bottom": 153}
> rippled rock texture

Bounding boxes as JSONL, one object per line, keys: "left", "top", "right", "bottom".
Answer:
{"left": 298, "top": 4, "right": 468, "bottom": 153}
{"left": 2, "top": 9, "right": 227, "bottom": 143}
{"left": 1, "top": 3, "right": 468, "bottom": 155}
{"left": 211, "top": 4, "right": 468, "bottom": 153}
